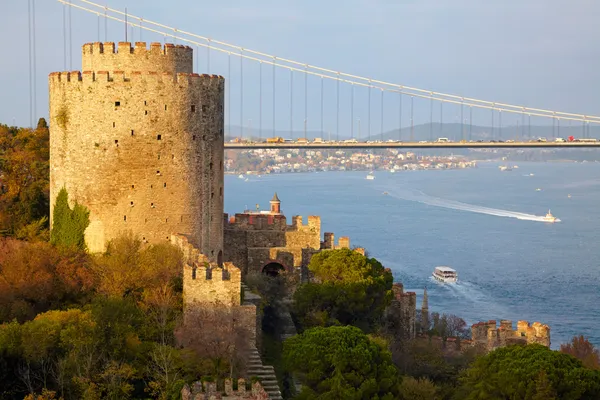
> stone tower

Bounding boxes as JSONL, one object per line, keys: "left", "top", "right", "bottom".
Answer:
{"left": 270, "top": 192, "right": 281, "bottom": 214}
{"left": 49, "top": 42, "right": 224, "bottom": 261}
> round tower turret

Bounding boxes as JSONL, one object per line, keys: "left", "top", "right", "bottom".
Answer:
{"left": 49, "top": 42, "right": 224, "bottom": 261}
{"left": 270, "top": 192, "right": 281, "bottom": 214}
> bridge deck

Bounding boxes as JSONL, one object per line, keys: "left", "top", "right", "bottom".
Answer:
{"left": 224, "top": 141, "right": 600, "bottom": 149}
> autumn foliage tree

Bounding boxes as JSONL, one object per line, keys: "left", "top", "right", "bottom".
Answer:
{"left": 560, "top": 335, "right": 600, "bottom": 370}
{"left": 0, "top": 121, "right": 50, "bottom": 240}
{"left": 0, "top": 238, "right": 94, "bottom": 323}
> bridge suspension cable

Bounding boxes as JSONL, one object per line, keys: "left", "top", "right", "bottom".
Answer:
{"left": 58, "top": 0, "right": 600, "bottom": 124}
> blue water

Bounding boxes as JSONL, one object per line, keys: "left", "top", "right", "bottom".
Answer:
{"left": 224, "top": 162, "right": 600, "bottom": 349}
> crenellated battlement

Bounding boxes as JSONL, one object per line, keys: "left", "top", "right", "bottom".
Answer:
{"left": 82, "top": 41, "right": 193, "bottom": 74}
{"left": 224, "top": 212, "right": 321, "bottom": 233}
{"left": 471, "top": 319, "right": 550, "bottom": 351}
{"left": 49, "top": 70, "right": 224, "bottom": 87}
{"left": 182, "top": 378, "right": 269, "bottom": 400}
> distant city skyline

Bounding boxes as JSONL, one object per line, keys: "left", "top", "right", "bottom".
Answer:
{"left": 1, "top": 0, "right": 599, "bottom": 130}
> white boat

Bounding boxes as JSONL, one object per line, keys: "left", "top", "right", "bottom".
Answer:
{"left": 238, "top": 174, "right": 244, "bottom": 179}
{"left": 536, "top": 188, "right": 542, "bottom": 191}
{"left": 432, "top": 266, "right": 458, "bottom": 283}
{"left": 366, "top": 173, "right": 375, "bottom": 180}
{"left": 543, "top": 210, "right": 560, "bottom": 223}
{"left": 499, "top": 166, "right": 512, "bottom": 171}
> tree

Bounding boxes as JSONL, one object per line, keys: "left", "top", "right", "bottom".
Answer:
{"left": 0, "top": 239, "right": 94, "bottom": 323}
{"left": 399, "top": 376, "right": 439, "bottom": 400}
{"left": 454, "top": 344, "right": 600, "bottom": 400}
{"left": 50, "top": 188, "right": 89, "bottom": 251}
{"left": 560, "top": 335, "right": 600, "bottom": 370}
{"left": 293, "top": 249, "right": 393, "bottom": 332}
{"left": 0, "top": 123, "right": 50, "bottom": 238}
{"left": 282, "top": 325, "right": 401, "bottom": 399}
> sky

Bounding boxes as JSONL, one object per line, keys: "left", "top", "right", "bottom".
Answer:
{"left": 1, "top": 0, "right": 600, "bottom": 135}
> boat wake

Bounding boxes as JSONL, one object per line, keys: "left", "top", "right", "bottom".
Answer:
{"left": 383, "top": 187, "right": 556, "bottom": 222}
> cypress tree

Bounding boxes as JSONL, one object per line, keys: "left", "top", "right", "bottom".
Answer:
{"left": 50, "top": 188, "right": 89, "bottom": 251}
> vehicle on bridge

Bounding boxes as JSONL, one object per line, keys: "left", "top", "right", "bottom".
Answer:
{"left": 436, "top": 137, "right": 450, "bottom": 143}
{"left": 266, "top": 137, "right": 285, "bottom": 143}
{"left": 574, "top": 138, "right": 598, "bottom": 143}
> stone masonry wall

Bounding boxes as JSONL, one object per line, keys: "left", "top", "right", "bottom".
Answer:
{"left": 49, "top": 42, "right": 224, "bottom": 260}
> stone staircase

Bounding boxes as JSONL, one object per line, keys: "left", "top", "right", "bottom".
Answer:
{"left": 242, "top": 283, "right": 283, "bottom": 400}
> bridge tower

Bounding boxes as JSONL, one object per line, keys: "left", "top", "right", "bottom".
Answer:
{"left": 49, "top": 42, "right": 224, "bottom": 260}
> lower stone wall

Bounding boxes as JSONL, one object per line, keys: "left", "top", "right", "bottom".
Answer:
{"left": 182, "top": 379, "right": 270, "bottom": 399}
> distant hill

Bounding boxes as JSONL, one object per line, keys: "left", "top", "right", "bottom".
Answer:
{"left": 226, "top": 123, "right": 600, "bottom": 143}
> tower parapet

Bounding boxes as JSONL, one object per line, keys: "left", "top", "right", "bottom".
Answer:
{"left": 82, "top": 42, "right": 193, "bottom": 74}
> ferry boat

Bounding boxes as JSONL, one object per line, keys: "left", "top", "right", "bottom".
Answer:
{"left": 543, "top": 210, "right": 560, "bottom": 223}
{"left": 366, "top": 172, "right": 375, "bottom": 180}
{"left": 499, "top": 166, "right": 513, "bottom": 171}
{"left": 432, "top": 266, "right": 458, "bottom": 283}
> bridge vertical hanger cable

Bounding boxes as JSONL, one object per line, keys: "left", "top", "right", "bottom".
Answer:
{"left": 552, "top": 115, "right": 555, "bottom": 138}
{"left": 125, "top": 8, "right": 128, "bottom": 42}
{"left": 104, "top": 4, "right": 107, "bottom": 41}
{"left": 528, "top": 114, "right": 531, "bottom": 138}
{"left": 336, "top": 74, "right": 340, "bottom": 141}
{"left": 195, "top": 46, "right": 198, "bottom": 72}
{"left": 558, "top": 118, "right": 561, "bottom": 137}
{"left": 272, "top": 57, "right": 275, "bottom": 138}
{"left": 491, "top": 108, "right": 495, "bottom": 139}
{"left": 63, "top": 3, "right": 67, "bottom": 70}
{"left": 69, "top": 0, "right": 72, "bottom": 70}
{"left": 207, "top": 39, "right": 210, "bottom": 74}
{"left": 380, "top": 89, "right": 384, "bottom": 140}
{"left": 440, "top": 102, "right": 443, "bottom": 136}
{"left": 368, "top": 83, "right": 371, "bottom": 141}
{"left": 140, "top": 17, "right": 142, "bottom": 41}
{"left": 410, "top": 96, "right": 414, "bottom": 141}
{"left": 227, "top": 52, "right": 231, "bottom": 135}
{"left": 461, "top": 100, "right": 464, "bottom": 141}
{"left": 28, "top": 0, "right": 33, "bottom": 127}
{"left": 259, "top": 62, "right": 262, "bottom": 140}
{"left": 499, "top": 110, "right": 502, "bottom": 139}
{"left": 240, "top": 50, "right": 244, "bottom": 139}
{"left": 320, "top": 76, "right": 324, "bottom": 137}
{"left": 304, "top": 65, "right": 308, "bottom": 139}
{"left": 290, "top": 69, "right": 293, "bottom": 139}
{"left": 350, "top": 84, "right": 354, "bottom": 139}
{"left": 429, "top": 94, "right": 433, "bottom": 141}
{"left": 97, "top": 13, "right": 100, "bottom": 41}
{"left": 32, "top": 0, "right": 37, "bottom": 124}
{"left": 469, "top": 106, "right": 472, "bottom": 141}
{"left": 398, "top": 91, "right": 402, "bottom": 141}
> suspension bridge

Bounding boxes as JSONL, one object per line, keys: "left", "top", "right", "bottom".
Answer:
{"left": 20, "top": 0, "right": 600, "bottom": 149}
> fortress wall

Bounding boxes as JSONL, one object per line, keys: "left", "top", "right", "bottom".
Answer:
{"left": 49, "top": 68, "right": 224, "bottom": 257}
{"left": 82, "top": 42, "right": 193, "bottom": 74}
{"left": 284, "top": 229, "right": 321, "bottom": 250}
{"left": 182, "top": 261, "right": 241, "bottom": 307}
